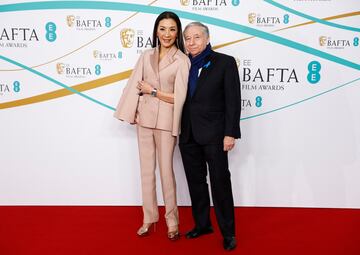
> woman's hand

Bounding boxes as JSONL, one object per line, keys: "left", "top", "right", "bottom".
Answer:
{"left": 137, "top": 80, "right": 153, "bottom": 95}
{"left": 137, "top": 80, "right": 174, "bottom": 104}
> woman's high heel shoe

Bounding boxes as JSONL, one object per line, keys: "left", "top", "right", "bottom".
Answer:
{"left": 137, "top": 223, "right": 156, "bottom": 237}
{"left": 167, "top": 226, "right": 180, "bottom": 241}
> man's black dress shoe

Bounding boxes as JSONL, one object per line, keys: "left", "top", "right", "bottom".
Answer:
{"left": 223, "top": 236, "right": 237, "bottom": 251}
{"left": 185, "top": 226, "right": 214, "bottom": 239}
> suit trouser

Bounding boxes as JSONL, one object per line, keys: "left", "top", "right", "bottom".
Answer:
{"left": 136, "top": 125, "right": 178, "bottom": 227}
{"left": 179, "top": 133, "right": 235, "bottom": 237}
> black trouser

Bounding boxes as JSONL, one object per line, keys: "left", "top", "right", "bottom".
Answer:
{"left": 179, "top": 132, "right": 235, "bottom": 238}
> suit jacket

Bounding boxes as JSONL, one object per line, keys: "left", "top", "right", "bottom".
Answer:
{"left": 179, "top": 50, "right": 241, "bottom": 145}
{"left": 114, "top": 46, "right": 190, "bottom": 136}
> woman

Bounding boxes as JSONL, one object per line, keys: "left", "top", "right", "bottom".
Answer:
{"left": 114, "top": 11, "right": 190, "bottom": 241}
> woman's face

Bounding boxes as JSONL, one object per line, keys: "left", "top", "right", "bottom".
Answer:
{"left": 157, "top": 18, "right": 178, "bottom": 49}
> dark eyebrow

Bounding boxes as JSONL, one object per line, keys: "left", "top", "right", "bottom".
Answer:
{"left": 159, "top": 25, "right": 177, "bottom": 29}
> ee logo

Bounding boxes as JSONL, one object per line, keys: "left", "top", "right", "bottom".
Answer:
{"left": 307, "top": 61, "right": 321, "bottom": 84}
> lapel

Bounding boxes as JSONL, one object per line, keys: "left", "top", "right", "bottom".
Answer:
{"left": 149, "top": 47, "right": 160, "bottom": 81}
{"left": 149, "top": 45, "right": 178, "bottom": 81}
{"left": 192, "top": 51, "right": 215, "bottom": 99}
{"left": 159, "top": 45, "right": 178, "bottom": 71}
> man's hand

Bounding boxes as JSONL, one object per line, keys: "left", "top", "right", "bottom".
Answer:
{"left": 223, "top": 136, "right": 235, "bottom": 151}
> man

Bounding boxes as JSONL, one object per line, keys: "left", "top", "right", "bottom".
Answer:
{"left": 179, "top": 22, "right": 241, "bottom": 251}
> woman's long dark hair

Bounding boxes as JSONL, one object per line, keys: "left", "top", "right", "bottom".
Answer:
{"left": 152, "top": 11, "right": 185, "bottom": 53}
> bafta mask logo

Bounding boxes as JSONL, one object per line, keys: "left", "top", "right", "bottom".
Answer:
{"left": 248, "top": 13, "right": 256, "bottom": 24}
{"left": 56, "top": 63, "right": 65, "bottom": 74}
{"left": 180, "top": 0, "right": 190, "bottom": 6}
{"left": 67, "top": 15, "right": 75, "bottom": 27}
{"left": 319, "top": 36, "right": 327, "bottom": 46}
{"left": 120, "top": 28, "right": 135, "bottom": 48}
{"left": 93, "top": 50, "right": 99, "bottom": 58}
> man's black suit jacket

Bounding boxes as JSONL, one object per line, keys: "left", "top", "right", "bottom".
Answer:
{"left": 179, "top": 50, "right": 241, "bottom": 145}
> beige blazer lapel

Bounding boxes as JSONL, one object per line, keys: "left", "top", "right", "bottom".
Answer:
{"left": 149, "top": 47, "right": 160, "bottom": 82}
{"left": 114, "top": 47, "right": 190, "bottom": 136}
{"left": 159, "top": 45, "right": 178, "bottom": 72}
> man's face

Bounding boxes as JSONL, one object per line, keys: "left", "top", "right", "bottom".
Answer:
{"left": 184, "top": 25, "right": 209, "bottom": 57}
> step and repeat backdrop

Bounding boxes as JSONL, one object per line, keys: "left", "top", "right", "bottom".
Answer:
{"left": 1, "top": 0, "right": 359, "bottom": 207}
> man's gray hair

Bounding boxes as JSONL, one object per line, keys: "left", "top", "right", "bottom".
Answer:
{"left": 184, "top": 22, "right": 210, "bottom": 38}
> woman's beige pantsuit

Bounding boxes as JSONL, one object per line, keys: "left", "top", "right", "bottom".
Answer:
{"left": 114, "top": 45, "right": 190, "bottom": 227}
{"left": 137, "top": 126, "right": 177, "bottom": 226}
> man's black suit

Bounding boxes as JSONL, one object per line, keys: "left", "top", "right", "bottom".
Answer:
{"left": 179, "top": 50, "right": 241, "bottom": 238}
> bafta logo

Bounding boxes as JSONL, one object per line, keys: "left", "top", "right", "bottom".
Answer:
{"left": 180, "top": 0, "right": 190, "bottom": 6}
{"left": 67, "top": 15, "right": 75, "bottom": 27}
{"left": 248, "top": 13, "right": 256, "bottom": 24}
{"left": 93, "top": 50, "right": 99, "bottom": 58}
{"left": 120, "top": 28, "right": 135, "bottom": 48}
{"left": 319, "top": 36, "right": 327, "bottom": 46}
{"left": 56, "top": 63, "right": 65, "bottom": 74}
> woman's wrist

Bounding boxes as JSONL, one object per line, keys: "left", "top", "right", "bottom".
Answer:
{"left": 151, "top": 88, "right": 158, "bottom": 97}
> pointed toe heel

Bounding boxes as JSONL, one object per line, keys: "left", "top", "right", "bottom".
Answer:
{"left": 137, "top": 222, "right": 156, "bottom": 237}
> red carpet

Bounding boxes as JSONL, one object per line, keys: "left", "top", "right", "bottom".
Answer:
{"left": 1, "top": 206, "right": 359, "bottom": 255}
